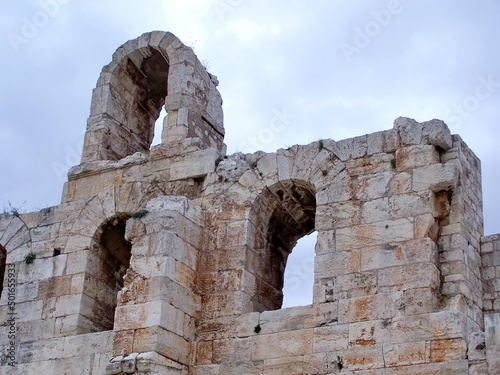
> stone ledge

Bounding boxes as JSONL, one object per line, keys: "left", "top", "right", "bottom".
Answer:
{"left": 106, "top": 351, "right": 186, "bottom": 374}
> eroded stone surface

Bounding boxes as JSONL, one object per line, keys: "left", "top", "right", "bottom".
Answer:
{"left": 0, "top": 31, "right": 498, "bottom": 374}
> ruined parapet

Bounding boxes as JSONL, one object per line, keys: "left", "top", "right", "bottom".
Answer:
{"left": 0, "top": 32, "right": 499, "bottom": 374}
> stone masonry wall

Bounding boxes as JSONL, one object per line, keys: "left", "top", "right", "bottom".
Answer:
{"left": 0, "top": 31, "right": 498, "bottom": 374}
{"left": 481, "top": 234, "right": 500, "bottom": 314}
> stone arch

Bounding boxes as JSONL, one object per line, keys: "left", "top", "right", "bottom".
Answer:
{"left": 62, "top": 189, "right": 137, "bottom": 333}
{"left": 81, "top": 31, "right": 224, "bottom": 163}
{"left": 87, "top": 213, "right": 132, "bottom": 331}
{"left": 64, "top": 182, "right": 164, "bottom": 252}
{"left": 249, "top": 179, "right": 317, "bottom": 311}
{"left": 243, "top": 144, "right": 350, "bottom": 311}
{"left": 0, "top": 215, "right": 32, "bottom": 263}
{"left": 198, "top": 143, "right": 349, "bottom": 317}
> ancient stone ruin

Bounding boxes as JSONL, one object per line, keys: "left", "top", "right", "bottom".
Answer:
{"left": 0, "top": 31, "right": 499, "bottom": 374}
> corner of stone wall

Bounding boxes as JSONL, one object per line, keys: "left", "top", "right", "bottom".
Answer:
{"left": 111, "top": 196, "right": 204, "bottom": 368}
{"left": 481, "top": 234, "right": 500, "bottom": 313}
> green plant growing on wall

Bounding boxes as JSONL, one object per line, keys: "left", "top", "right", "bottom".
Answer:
{"left": 24, "top": 252, "right": 36, "bottom": 264}
{"left": 215, "top": 156, "right": 224, "bottom": 167}
{"left": 2, "top": 201, "right": 25, "bottom": 216}
{"left": 131, "top": 209, "right": 149, "bottom": 219}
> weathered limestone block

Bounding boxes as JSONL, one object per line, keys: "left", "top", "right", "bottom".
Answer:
{"left": 145, "top": 195, "right": 204, "bottom": 226}
{"left": 469, "top": 362, "right": 489, "bottom": 375}
{"left": 384, "top": 341, "right": 427, "bottom": 367}
{"left": 345, "top": 152, "right": 394, "bottom": 177}
{"left": 384, "top": 360, "right": 469, "bottom": 374}
{"left": 315, "top": 250, "right": 361, "bottom": 279}
{"left": 18, "top": 337, "right": 65, "bottom": 364}
{"left": 336, "top": 219, "right": 414, "bottom": 250}
{"left": 313, "top": 324, "right": 349, "bottom": 353}
{"left": 315, "top": 168, "right": 353, "bottom": 204}
{"left": 353, "top": 171, "right": 392, "bottom": 201}
{"left": 62, "top": 331, "right": 113, "bottom": 358}
{"left": 394, "top": 117, "right": 423, "bottom": 145}
{"left": 360, "top": 238, "right": 439, "bottom": 271}
{"left": 338, "top": 294, "right": 393, "bottom": 323}
{"left": 136, "top": 351, "right": 188, "bottom": 373}
{"left": 339, "top": 346, "right": 385, "bottom": 371}
{"left": 428, "top": 338, "right": 467, "bottom": 363}
{"left": 378, "top": 262, "right": 440, "bottom": 291}
{"left": 361, "top": 192, "right": 435, "bottom": 225}
{"left": 316, "top": 202, "right": 360, "bottom": 230}
{"left": 412, "top": 162, "right": 460, "bottom": 192}
{"left": 394, "top": 117, "right": 453, "bottom": 150}
{"left": 331, "top": 135, "right": 367, "bottom": 161}
{"left": 422, "top": 118, "right": 454, "bottom": 150}
{"left": 252, "top": 329, "right": 313, "bottom": 360}
{"left": 366, "top": 129, "right": 398, "bottom": 155}
{"left": 215, "top": 152, "right": 249, "bottom": 182}
{"left": 348, "top": 319, "right": 390, "bottom": 348}
{"left": 485, "top": 313, "right": 500, "bottom": 372}
{"left": 106, "top": 356, "right": 124, "bottom": 374}
{"left": 396, "top": 144, "right": 440, "bottom": 171}
{"left": 389, "top": 312, "right": 467, "bottom": 344}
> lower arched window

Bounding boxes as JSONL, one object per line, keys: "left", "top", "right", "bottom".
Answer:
{"left": 87, "top": 215, "right": 132, "bottom": 331}
{"left": 252, "top": 180, "right": 317, "bottom": 311}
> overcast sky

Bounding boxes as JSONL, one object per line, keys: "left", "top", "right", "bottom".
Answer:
{"left": 1, "top": 1, "right": 499, "bottom": 306}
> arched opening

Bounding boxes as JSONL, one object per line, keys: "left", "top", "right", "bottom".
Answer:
{"left": 83, "top": 45, "right": 169, "bottom": 161}
{"left": 120, "top": 47, "right": 169, "bottom": 152}
{"left": 88, "top": 214, "right": 132, "bottom": 331}
{"left": 282, "top": 231, "right": 317, "bottom": 308}
{"left": 151, "top": 106, "right": 168, "bottom": 147}
{"left": 81, "top": 31, "right": 226, "bottom": 163}
{"left": 253, "top": 180, "right": 317, "bottom": 312}
{"left": 0, "top": 245, "right": 6, "bottom": 299}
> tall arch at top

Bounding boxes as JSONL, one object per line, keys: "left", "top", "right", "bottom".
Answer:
{"left": 81, "top": 31, "right": 225, "bottom": 162}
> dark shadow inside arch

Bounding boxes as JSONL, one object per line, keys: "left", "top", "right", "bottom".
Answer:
{"left": 254, "top": 180, "right": 317, "bottom": 311}
{"left": 87, "top": 214, "right": 132, "bottom": 332}
{"left": 85, "top": 46, "right": 170, "bottom": 162}
{"left": 120, "top": 47, "right": 169, "bottom": 154}
{"left": 124, "top": 47, "right": 169, "bottom": 150}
